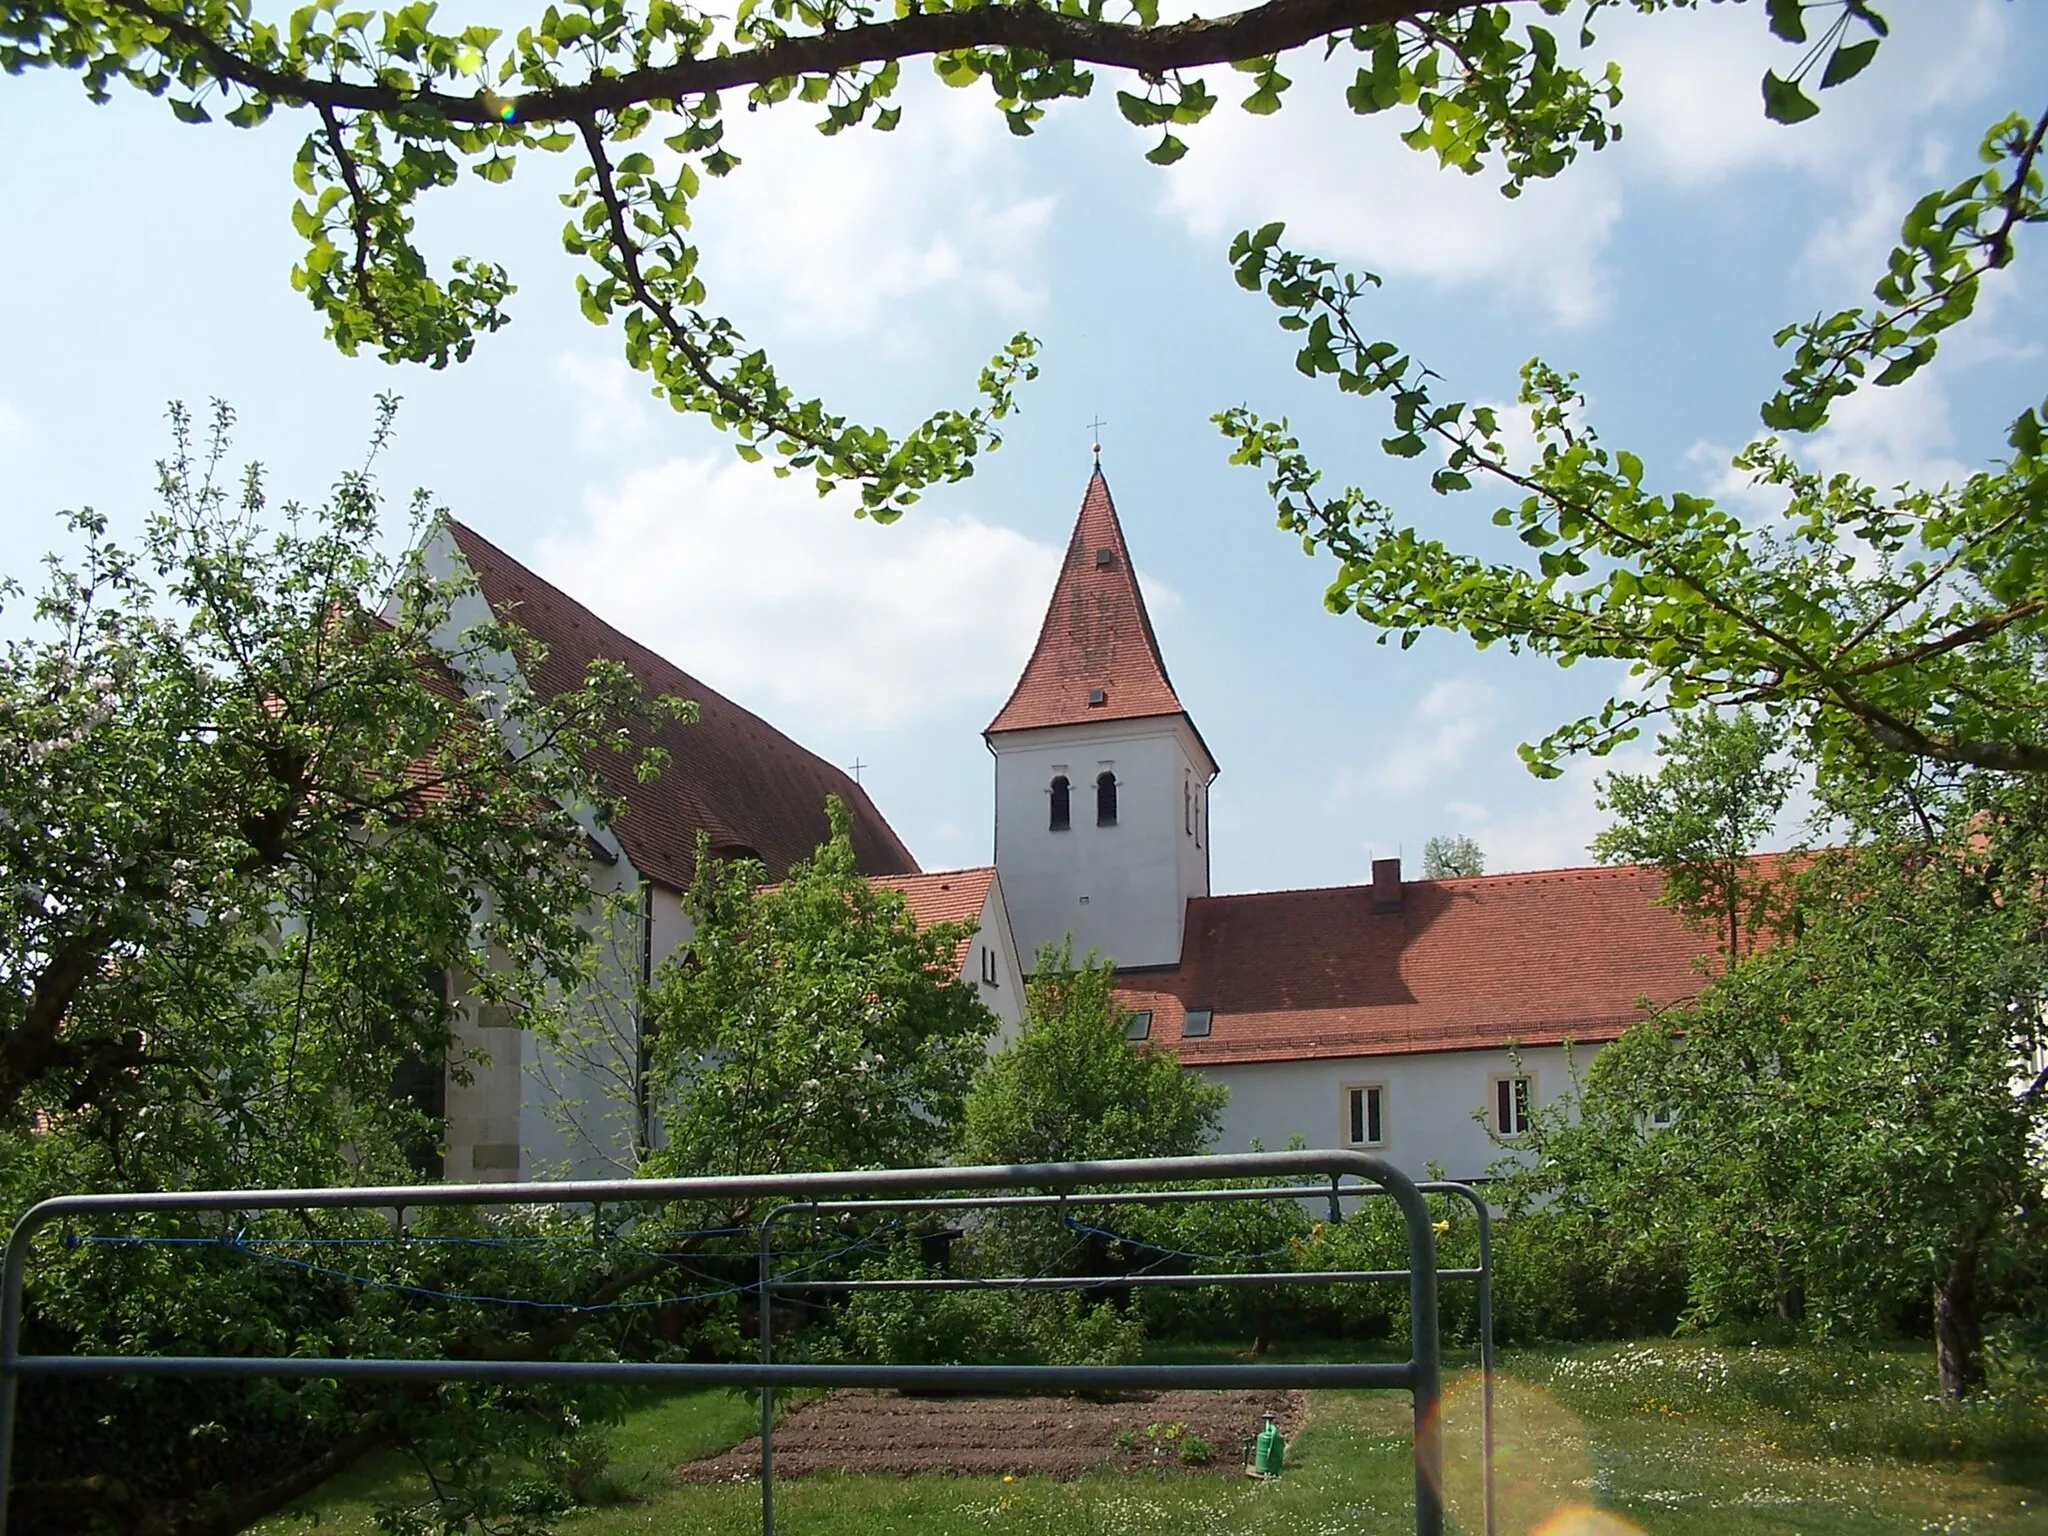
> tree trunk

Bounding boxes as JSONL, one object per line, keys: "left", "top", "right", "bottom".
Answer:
{"left": 1775, "top": 1281, "right": 1804, "bottom": 1325}
{"left": 1934, "top": 1242, "right": 1983, "bottom": 1400}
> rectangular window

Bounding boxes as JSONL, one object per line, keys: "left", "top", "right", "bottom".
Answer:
{"left": 1125, "top": 1010, "right": 1153, "bottom": 1042}
{"left": 1344, "top": 1084, "right": 1386, "bottom": 1148}
{"left": 1493, "top": 1075, "right": 1532, "bottom": 1136}
{"left": 1181, "top": 1007, "right": 1213, "bottom": 1039}
{"left": 980, "top": 946, "right": 999, "bottom": 987}
{"left": 1648, "top": 1105, "right": 1678, "bottom": 1131}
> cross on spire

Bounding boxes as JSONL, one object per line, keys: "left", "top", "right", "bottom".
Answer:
{"left": 1086, "top": 416, "right": 1108, "bottom": 463}
{"left": 846, "top": 758, "right": 867, "bottom": 785}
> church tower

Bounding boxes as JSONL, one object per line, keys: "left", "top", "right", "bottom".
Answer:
{"left": 986, "top": 468, "right": 1218, "bottom": 972}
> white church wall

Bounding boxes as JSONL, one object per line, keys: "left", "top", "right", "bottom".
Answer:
{"left": 991, "top": 716, "right": 1208, "bottom": 971}
{"left": 1194, "top": 1042, "right": 1598, "bottom": 1184}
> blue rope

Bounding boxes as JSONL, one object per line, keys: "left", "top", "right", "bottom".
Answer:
{"left": 226, "top": 1244, "right": 750, "bottom": 1311}
{"left": 61, "top": 1226, "right": 896, "bottom": 1313}
{"left": 1058, "top": 1213, "right": 1306, "bottom": 1269}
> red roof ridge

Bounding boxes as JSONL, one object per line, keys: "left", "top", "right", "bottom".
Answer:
{"left": 1418, "top": 850, "right": 1794, "bottom": 888}
{"left": 986, "top": 468, "right": 1191, "bottom": 737}
{"left": 1181, "top": 851, "right": 1792, "bottom": 908}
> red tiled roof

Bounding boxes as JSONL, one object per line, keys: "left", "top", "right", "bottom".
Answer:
{"left": 871, "top": 866, "right": 996, "bottom": 970}
{"left": 1117, "top": 861, "right": 1749, "bottom": 1064}
{"left": 446, "top": 521, "right": 918, "bottom": 890}
{"left": 987, "top": 469, "right": 1190, "bottom": 736}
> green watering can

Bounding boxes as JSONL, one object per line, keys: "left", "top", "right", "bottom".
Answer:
{"left": 1246, "top": 1411, "right": 1284, "bottom": 1478}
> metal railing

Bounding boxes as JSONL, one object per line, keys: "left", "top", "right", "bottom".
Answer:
{"left": 1, "top": 1151, "right": 1478, "bottom": 1536}
{"left": 753, "top": 1176, "right": 1494, "bottom": 1536}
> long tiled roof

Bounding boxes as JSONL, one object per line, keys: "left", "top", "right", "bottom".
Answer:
{"left": 1117, "top": 862, "right": 1731, "bottom": 1064}
{"left": 871, "top": 866, "right": 996, "bottom": 970}
{"left": 987, "top": 469, "right": 1190, "bottom": 736}
{"left": 447, "top": 521, "right": 918, "bottom": 890}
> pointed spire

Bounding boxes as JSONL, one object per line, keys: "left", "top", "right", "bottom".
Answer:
{"left": 987, "top": 468, "right": 1189, "bottom": 735}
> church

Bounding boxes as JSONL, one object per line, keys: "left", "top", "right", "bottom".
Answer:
{"left": 418, "top": 468, "right": 1718, "bottom": 1185}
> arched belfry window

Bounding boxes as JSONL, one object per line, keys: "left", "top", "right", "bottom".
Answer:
{"left": 1049, "top": 775, "right": 1071, "bottom": 831}
{"left": 1096, "top": 771, "right": 1118, "bottom": 827}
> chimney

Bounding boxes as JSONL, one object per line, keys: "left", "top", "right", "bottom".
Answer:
{"left": 1371, "top": 857, "right": 1403, "bottom": 912}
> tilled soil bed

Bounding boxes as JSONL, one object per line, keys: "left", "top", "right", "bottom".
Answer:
{"left": 676, "top": 1389, "right": 1306, "bottom": 1482}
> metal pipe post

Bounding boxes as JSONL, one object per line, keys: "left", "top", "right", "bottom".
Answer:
{"left": 1392, "top": 1175, "right": 1443, "bottom": 1536}
{"left": 756, "top": 1210, "right": 777, "bottom": 1536}
{"left": 0, "top": 1197, "right": 38, "bottom": 1536}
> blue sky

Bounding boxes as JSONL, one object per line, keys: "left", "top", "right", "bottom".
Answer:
{"left": 3, "top": 0, "right": 2045, "bottom": 892}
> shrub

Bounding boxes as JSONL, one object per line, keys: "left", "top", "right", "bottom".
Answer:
{"left": 832, "top": 1242, "right": 1143, "bottom": 1367}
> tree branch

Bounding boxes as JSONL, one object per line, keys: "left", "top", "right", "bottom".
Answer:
{"left": 104, "top": 0, "right": 1478, "bottom": 124}
{"left": 316, "top": 102, "right": 395, "bottom": 338}
{"left": 574, "top": 114, "right": 839, "bottom": 459}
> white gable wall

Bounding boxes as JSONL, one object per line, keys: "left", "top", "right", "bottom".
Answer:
{"left": 965, "top": 875, "right": 1029, "bottom": 1041}
{"left": 990, "top": 715, "right": 1213, "bottom": 972}
{"left": 1194, "top": 1042, "right": 1598, "bottom": 1184}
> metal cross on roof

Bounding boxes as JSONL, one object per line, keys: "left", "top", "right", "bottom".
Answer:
{"left": 846, "top": 758, "right": 867, "bottom": 785}
{"left": 1086, "top": 416, "right": 1107, "bottom": 460}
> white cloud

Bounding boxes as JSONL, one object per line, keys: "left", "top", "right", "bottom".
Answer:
{"left": 1603, "top": 0, "right": 2011, "bottom": 185}
{"left": 1159, "top": 56, "right": 1623, "bottom": 327}
{"left": 1691, "top": 365, "right": 1972, "bottom": 522}
{"left": 1797, "top": 159, "right": 1915, "bottom": 290}
{"left": 694, "top": 81, "right": 1055, "bottom": 349}
{"left": 538, "top": 456, "right": 1062, "bottom": 734}
{"left": 1804, "top": 371, "right": 1973, "bottom": 492}
{"left": 0, "top": 401, "right": 26, "bottom": 457}
{"left": 1149, "top": 1, "right": 2007, "bottom": 330}
{"left": 1337, "top": 679, "right": 1497, "bottom": 799}
{"left": 556, "top": 353, "right": 653, "bottom": 453}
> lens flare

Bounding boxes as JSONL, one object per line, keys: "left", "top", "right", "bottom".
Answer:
{"left": 1424, "top": 1368, "right": 1644, "bottom": 1536}
{"left": 1533, "top": 1506, "right": 1646, "bottom": 1536}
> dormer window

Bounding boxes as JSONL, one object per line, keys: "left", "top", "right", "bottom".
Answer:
{"left": 1096, "top": 771, "right": 1118, "bottom": 826}
{"left": 1049, "top": 775, "right": 1071, "bottom": 831}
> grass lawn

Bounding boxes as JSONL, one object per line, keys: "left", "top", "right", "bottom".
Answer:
{"left": 252, "top": 1341, "right": 2048, "bottom": 1536}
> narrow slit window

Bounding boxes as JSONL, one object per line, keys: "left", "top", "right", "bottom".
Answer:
{"left": 1346, "top": 1085, "right": 1385, "bottom": 1148}
{"left": 1184, "top": 780, "right": 1192, "bottom": 835}
{"left": 1096, "top": 771, "right": 1118, "bottom": 826}
{"left": 1494, "top": 1075, "right": 1532, "bottom": 1136}
{"left": 1049, "top": 775, "right": 1071, "bottom": 831}
{"left": 980, "top": 946, "right": 999, "bottom": 987}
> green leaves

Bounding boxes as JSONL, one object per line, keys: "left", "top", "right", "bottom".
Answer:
{"left": 1761, "top": 1, "right": 1891, "bottom": 123}
{"left": 1765, "top": 109, "right": 2047, "bottom": 432}
{"left": 1818, "top": 36, "right": 1879, "bottom": 89}
{"left": 1517, "top": 796, "right": 2048, "bottom": 1395}
{"left": 1761, "top": 70, "right": 1819, "bottom": 125}
{"left": 645, "top": 800, "right": 997, "bottom": 1180}
{"left": 1221, "top": 185, "right": 2048, "bottom": 782}
{"left": 960, "top": 943, "right": 1226, "bottom": 1167}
